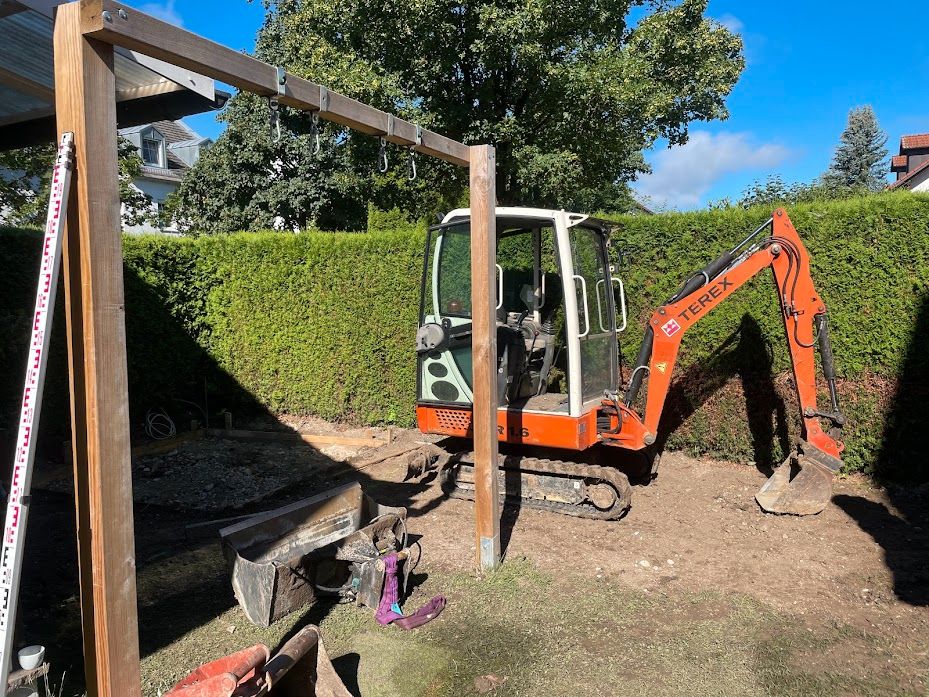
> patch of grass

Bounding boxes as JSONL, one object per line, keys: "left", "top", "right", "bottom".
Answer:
{"left": 138, "top": 555, "right": 924, "bottom": 697}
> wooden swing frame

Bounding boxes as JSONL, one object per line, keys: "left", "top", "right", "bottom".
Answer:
{"left": 51, "top": 2, "right": 500, "bottom": 694}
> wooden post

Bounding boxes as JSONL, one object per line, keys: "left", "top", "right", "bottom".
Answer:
{"left": 54, "top": 4, "right": 142, "bottom": 696}
{"left": 469, "top": 144, "right": 500, "bottom": 570}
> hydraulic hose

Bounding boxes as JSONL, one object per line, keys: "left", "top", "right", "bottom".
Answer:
{"left": 624, "top": 326, "right": 653, "bottom": 407}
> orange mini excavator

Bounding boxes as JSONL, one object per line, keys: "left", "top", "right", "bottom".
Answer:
{"left": 414, "top": 207, "right": 846, "bottom": 519}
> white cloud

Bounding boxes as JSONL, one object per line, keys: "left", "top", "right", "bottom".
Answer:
{"left": 633, "top": 131, "right": 791, "bottom": 209}
{"left": 137, "top": 0, "right": 183, "bottom": 26}
{"left": 716, "top": 13, "right": 744, "bottom": 34}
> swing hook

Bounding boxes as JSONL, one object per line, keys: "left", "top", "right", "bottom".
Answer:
{"left": 377, "top": 137, "right": 389, "bottom": 173}
{"left": 407, "top": 125, "right": 423, "bottom": 181}
{"left": 310, "top": 111, "right": 321, "bottom": 156}
{"left": 268, "top": 96, "right": 281, "bottom": 143}
{"left": 407, "top": 148, "right": 417, "bottom": 181}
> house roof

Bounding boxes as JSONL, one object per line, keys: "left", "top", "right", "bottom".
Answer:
{"left": 891, "top": 155, "right": 908, "bottom": 171}
{"left": 151, "top": 119, "right": 197, "bottom": 144}
{"left": 169, "top": 137, "right": 210, "bottom": 148}
{"left": 889, "top": 157, "right": 929, "bottom": 189}
{"left": 900, "top": 134, "right": 929, "bottom": 151}
{"left": 119, "top": 118, "right": 209, "bottom": 174}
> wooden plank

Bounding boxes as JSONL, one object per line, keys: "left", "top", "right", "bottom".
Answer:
{"left": 79, "top": 0, "right": 470, "bottom": 166}
{"left": 204, "top": 428, "right": 387, "bottom": 449}
{"left": 53, "top": 5, "right": 142, "bottom": 696}
{"left": 468, "top": 144, "right": 500, "bottom": 571}
{"left": 7, "top": 662, "right": 49, "bottom": 690}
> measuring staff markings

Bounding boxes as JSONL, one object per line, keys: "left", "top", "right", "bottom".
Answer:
{"left": 0, "top": 134, "right": 74, "bottom": 693}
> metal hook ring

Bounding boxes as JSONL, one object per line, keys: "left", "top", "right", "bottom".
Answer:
{"left": 407, "top": 148, "right": 417, "bottom": 181}
{"left": 378, "top": 136, "right": 388, "bottom": 173}
{"left": 268, "top": 96, "right": 281, "bottom": 143}
{"left": 310, "top": 111, "right": 321, "bottom": 156}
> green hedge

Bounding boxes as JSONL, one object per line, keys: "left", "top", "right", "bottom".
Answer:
{"left": 2, "top": 191, "right": 928, "bottom": 480}
{"left": 604, "top": 193, "right": 929, "bottom": 479}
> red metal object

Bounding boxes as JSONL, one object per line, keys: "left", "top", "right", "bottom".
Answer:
{"left": 416, "top": 403, "right": 601, "bottom": 451}
{"left": 165, "top": 644, "right": 269, "bottom": 697}
{"left": 163, "top": 626, "right": 352, "bottom": 697}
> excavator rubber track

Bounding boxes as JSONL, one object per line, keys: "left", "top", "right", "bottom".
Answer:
{"left": 441, "top": 453, "right": 633, "bottom": 520}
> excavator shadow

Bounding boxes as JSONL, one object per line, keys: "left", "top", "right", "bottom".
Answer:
{"left": 648, "top": 313, "right": 791, "bottom": 479}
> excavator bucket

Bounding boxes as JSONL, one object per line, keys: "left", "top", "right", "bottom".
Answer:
{"left": 755, "top": 451, "right": 835, "bottom": 516}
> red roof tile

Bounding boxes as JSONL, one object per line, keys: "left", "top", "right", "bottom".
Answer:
{"left": 891, "top": 155, "right": 908, "bottom": 170}
{"left": 901, "top": 134, "right": 929, "bottom": 150}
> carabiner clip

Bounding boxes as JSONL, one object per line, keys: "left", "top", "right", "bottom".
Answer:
{"left": 268, "top": 96, "right": 281, "bottom": 143}
{"left": 377, "top": 137, "right": 389, "bottom": 173}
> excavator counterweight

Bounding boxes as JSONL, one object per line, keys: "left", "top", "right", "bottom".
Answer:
{"left": 414, "top": 207, "right": 845, "bottom": 519}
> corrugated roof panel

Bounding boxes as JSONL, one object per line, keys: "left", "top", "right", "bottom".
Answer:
{"left": 114, "top": 52, "right": 172, "bottom": 94}
{"left": 0, "top": 4, "right": 196, "bottom": 116}
{"left": 0, "top": 84, "right": 48, "bottom": 121}
{"left": 0, "top": 9, "right": 54, "bottom": 91}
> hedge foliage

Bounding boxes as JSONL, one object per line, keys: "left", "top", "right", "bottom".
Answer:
{"left": 2, "top": 191, "right": 928, "bottom": 480}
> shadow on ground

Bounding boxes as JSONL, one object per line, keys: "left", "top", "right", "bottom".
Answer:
{"left": 834, "top": 291, "right": 929, "bottom": 606}
{"left": 13, "top": 264, "right": 447, "bottom": 694}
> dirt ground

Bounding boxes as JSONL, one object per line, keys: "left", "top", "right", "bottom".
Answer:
{"left": 18, "top": 425, "right": 929, "bottom": 696}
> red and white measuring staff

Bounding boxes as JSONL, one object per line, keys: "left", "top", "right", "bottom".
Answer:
{"left": 0, "top": 132, "right": 74, "bottom": 691}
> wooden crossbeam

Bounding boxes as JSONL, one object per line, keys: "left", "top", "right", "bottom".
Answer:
{"left": 78, "top": 0, "right": 470, "bottom": 166}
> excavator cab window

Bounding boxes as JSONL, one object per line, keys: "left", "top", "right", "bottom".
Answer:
{"left": 417, "top": 217, "right": 569, "bottom": 408}
{"left": 568, "top": 224, "right": 618, "bottom": 403}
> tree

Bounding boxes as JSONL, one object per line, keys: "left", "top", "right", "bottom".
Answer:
{"left": 167, "top": 94, "right": 372, "bottom": 233}
{"left": 823, "top": 106, "right": 888, "bottom": 191}
{"left": 174, "top": 0, "right": 743, "bottom": 231}
{"left": 737, "top": 174, "right": 868, "bottom": 209}
{"left": 0, "top": 137, "right": 152, "bottom": 227}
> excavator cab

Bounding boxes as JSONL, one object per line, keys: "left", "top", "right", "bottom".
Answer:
{"left": 416, "top": 208, "right": 625, "bottom": 450}
{"left": 415, "top": 206, "right": 845, "bottom": 519}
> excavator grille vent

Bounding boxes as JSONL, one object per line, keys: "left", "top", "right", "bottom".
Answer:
{"left": 435, "top": 408, "right": 472, "bottom": 434}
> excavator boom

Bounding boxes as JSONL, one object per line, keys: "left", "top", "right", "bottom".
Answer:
{"left": 605, "top": 208, "right": 845, "bottom": 514}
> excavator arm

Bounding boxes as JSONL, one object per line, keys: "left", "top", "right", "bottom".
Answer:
{"left": 603, "top": 209, "right": 846, "bottom": 514}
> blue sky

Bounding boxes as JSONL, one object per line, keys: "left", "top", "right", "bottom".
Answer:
{"left": 127, "top": 0, "right": 929, "bottom": 211}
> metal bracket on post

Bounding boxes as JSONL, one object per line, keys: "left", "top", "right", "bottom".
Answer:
{"left": 268, "top": 67, "right": 286, "bottom": 143}
{"left": 480, "top": 536, "right": 501, "bottom": 571}
{"left": 319, "top": 85, "right": 330, "bottom": 113}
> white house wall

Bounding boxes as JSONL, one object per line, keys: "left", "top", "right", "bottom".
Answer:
{"left": 911, "top": 171, "right": 929, "bottom": 192}
{"left": 122, "top": 177, "right": 181, "bottom": 235}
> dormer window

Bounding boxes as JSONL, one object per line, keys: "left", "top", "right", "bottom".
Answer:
{"left": 140, "top": 127, "right": 166, "bottom": 167}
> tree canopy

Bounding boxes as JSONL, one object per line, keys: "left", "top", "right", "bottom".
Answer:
{"left": 823, "top": 105, "right": 888, "bottom": 191}
{"left": 173, "top": 0, "right": 744, "bottom": 232}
